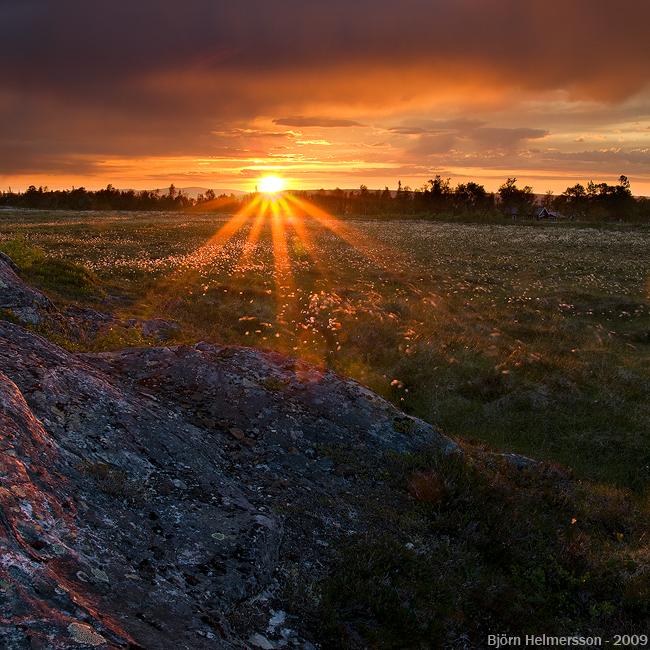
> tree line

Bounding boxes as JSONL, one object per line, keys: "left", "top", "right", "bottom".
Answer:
{"left": 299, "top": 175, "right": 649, "bottom": 222}
{"left": 0, "top": 184, "right": 239, "bottom": 212}
{"left": 2, "top": 176, "right": 649, "bottom": 222}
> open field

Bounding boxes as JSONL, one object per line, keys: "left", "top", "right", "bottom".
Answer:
{"left": 3, "top": 207, "right": 650, "bottom": 643}
{"left": 2, "top": 208, "right": 650, "bottom": 491}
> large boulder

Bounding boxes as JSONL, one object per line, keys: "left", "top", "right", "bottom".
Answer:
{"left": 0, "top": 309, "right": 457, "bottom": 649}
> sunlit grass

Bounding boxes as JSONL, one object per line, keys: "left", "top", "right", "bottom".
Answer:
{"left": 1, "top": 209, "right": 649, "bottom": 491}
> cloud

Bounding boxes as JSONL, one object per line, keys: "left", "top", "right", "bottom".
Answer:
{"left": 4, "top": 0, "right": 650, "bottom": 100}
{"left": 466, "top": 127, "right": 549, "bottom": 148}
{"left": 406, "top": 134, "right": 458, "bottom": 157}
{"left": 4, "top": 1, "right": 650, "bottom": 112}
{"left": 402, "top": 122, "right": 548, "bottom": 158}
{"left": 386, "top": 119, "right": 486, "bottom": 135}
{"left": 546, "top": 148, "right": 650, "bottom": 166}
{"left": 573, "top": 133, "right": 608, "bottom": 143}
{"left": 273, "top": 117, "right": 365, "bottom": 128}
{"left": 1, "top": 0, "right": 650, "bottom": 186}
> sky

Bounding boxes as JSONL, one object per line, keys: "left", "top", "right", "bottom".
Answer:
{"left": 2, "top": 0, "right": 650, "bottom": 196}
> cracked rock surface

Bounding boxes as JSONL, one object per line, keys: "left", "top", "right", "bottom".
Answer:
{"left": 0, "top": 256, "right": 457, "bottom": 649}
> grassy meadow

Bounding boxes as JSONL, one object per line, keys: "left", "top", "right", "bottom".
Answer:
{"left": 2, "top": 207, "right": 649, "bottom": 491}
{"left": 2, "top": 206, "right": 650, "bottom": 644}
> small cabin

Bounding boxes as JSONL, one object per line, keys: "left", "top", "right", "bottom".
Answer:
{"left": 509, "top": 206, "right": 557, "bottom": 220}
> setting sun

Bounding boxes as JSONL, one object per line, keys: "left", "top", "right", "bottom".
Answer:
{"left": 259, "top": 176, "right": 285, "bottom": 194}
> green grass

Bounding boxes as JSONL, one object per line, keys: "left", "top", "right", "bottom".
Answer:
{"left": 28, "top": 257, "right": 103, "bottom": 298}
{"left": 0, "top": 234, "right": 103, "bottom": 299}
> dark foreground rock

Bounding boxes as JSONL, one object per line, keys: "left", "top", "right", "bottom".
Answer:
{"left": 0, "top": 270, "right": 458, "bottom": 649}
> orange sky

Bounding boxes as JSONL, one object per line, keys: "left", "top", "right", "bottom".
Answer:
{"left": 2, "top": 0, "right": 650, "bottom": 196}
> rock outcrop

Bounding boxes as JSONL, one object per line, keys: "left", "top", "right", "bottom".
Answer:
{"left": 0, "top": 254, "right": 458, "bottom": 649}
{"left": 0, "top": 252, "right": 55, "bottom": 324}
{"left": 0, "top": 253, "right": 181, "bottom": 345}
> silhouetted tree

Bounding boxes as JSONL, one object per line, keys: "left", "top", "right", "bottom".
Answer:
{"left": 422, "top": 175, "right": 452, "bottom": 213}
{"left": 454, "top": 181, "right": 492, "bottom": 214}
{"left": 558, "top": 183, "right": 588, "bottom": 220}
{"left": 541, "top": 190, "right": 554, "bottom": 211}
{"left": 380, "top": 186, "right": 392, "bottom": 208}
{"left": 497, "top": 178, "right": 536, "bottom": 217}
{"left": 560, "top": 176, "right": 635, "bottom": 221}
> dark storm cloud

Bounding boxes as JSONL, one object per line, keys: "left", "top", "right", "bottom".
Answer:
{"left": 2, "top": 0, "right": 650, "bottom": 179}
{"left": 4, "top": 0, "right": 650, "bottom": 105}
{"left": 30, "top": 5, "right": 650, "bottom": 72}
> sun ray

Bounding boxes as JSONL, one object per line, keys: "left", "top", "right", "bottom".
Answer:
{"left": 269, "top": 199, "right": 296, "bottom": 322}
{"left": 267, "top": 199, "right": 315, "bottom": 355}
{"left": 185, "top": 195, "right": 262, "bottom": 267}
{"left": 284, "top": 194, "right": 414, "bottom": 282}
{"left": 138, "top": 189, "right": 430, "bottom": 372}
{"left": 270, "top": 197, "right": 335, "bottom": 368}
{"left": 139, "top": 196, "right": 264, "bottom": 317}
{"left": 188, "top": 194, "right": 240, "bottom": 213}
{"left": 279, "top": 196, "right": 331, "bottom": 286}
{"left": 235, "top": 200, "right": 269, "bottom": 272}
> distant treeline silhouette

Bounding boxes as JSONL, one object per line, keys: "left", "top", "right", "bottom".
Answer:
{"left": 2, "top": 176, "right": 649, "bottom": 222}
{"left": 297, "top": 175, "right": 648, "bottom": 222}
{"left": 0, "top": 184, "right": 240, "bottom": 213}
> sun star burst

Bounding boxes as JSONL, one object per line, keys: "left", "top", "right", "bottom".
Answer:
{"left": 259, "top": 176, "right": 285, "bottom": 194}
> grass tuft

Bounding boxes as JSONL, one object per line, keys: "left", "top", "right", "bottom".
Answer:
{"left": 80, "top": 460, "right": 151, "bottom": 504}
